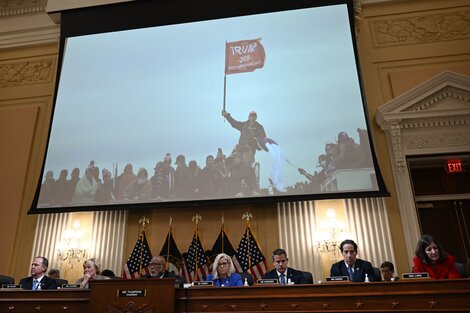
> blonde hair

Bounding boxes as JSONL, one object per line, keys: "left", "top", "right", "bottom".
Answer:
{"left": 84, "top": 258, "right": 101, "bottom": 275}
{"left": 212, "top": 253, "right": 235, "bottom": 279}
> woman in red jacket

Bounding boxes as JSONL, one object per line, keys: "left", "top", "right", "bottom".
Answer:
{"left": 413, "top": 234, "right": 460, "bottom": 279}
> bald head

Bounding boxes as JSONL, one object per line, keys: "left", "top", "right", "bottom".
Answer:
{"left": 149, "top": 256, "right": 166, "bottom": 276}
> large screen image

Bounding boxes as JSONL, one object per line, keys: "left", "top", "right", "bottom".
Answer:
{"left": 32, "top": 0, "right": 387, "bottom": 212}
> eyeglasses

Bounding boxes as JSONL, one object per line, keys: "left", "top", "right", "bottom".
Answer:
{"left": 218, "top": 262, "right": 229, "bottom": 267}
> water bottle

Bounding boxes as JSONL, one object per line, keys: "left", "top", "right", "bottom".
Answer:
{"left": 244, "top": 278, "right": 249, "bottom": 286}
{"left": 364, "top": 273, "right": 370, "bottom": 282}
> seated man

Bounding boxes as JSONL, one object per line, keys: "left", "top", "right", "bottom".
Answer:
{"left": 19, "top": 256, "right": 57, "bottom": 290}
{"left": 143, "top": 256, "right": 185, "bottom": 287}
{"left": 48, "top": 268, "right": 68, "bottom": 286}
{"left": 330, "top": 239, "right": 378, "bottom": 282}
{"left": 380, "top": 261, "right": 399, "bottom": 281}
{"left": 262, "top": 248, "right": 309, "bottom": 284}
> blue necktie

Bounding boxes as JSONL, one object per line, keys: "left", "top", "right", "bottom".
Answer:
{"left": 280, "top": 274, "right": 286, "bottom": 285}
{"left": 33, "top": 279, "right": 38, "bottom": 290}
{"left": 347, "top": 266, "right": 354, "bottom": 281}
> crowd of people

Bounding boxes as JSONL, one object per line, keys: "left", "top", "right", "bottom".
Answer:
{"left": 38, "top": 128, "right": 373, "bottom": 207}
{"left": 37, "top": 148, "right": 263, "bottom": 207}
{"left": 14, "top": 235, "right": 469, "bottom": 291}
{"left": 296, "top": 128, "right": 374, "bottom": 193}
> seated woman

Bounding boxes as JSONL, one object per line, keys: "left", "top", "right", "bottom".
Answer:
{"left": 206, "top": 253, "right": 243, "bottom": 287}
{"left": 76, "top": 258, "right": 110, "bottom": 289}
{"left": 413, "top": 234, "right": 460, "bottom": 279}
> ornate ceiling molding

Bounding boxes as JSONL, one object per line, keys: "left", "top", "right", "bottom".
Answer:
{"left": 370, "top": 9, "right": 470, "bottom": 47}
{"left": 0, "top": 0, "right": 47, "bottom": 17}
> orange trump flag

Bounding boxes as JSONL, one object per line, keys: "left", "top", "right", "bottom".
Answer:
{"left": 225, "top": 38, "right": 265, "bottom": 75}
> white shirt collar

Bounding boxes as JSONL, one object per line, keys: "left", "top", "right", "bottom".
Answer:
{"left": 344, "top": 261, "right": 356, "bottom": 270}
{"left": 276, "top": 269, "right": 288, "bottom": 277}
{"left": 34, "top": 275, "right": 45, "bottom": 282}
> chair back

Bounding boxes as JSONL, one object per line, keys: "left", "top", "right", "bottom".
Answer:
{"left": 54, "top": 278, "right": 69, "bottom": 287}
{"left": 239, "top": 272, "right": 254, "bottom": 286}
{"left": 302, "top": 271, "right": 314, "bottom": 284}
{"left": 373, "top": 267, "right": 381, "bottom": 281}
{"left": 456, "top": 262, "right": 468, "bottom": 278}
{"left": 0, "top": 275, "right": 14, "bottom": 286}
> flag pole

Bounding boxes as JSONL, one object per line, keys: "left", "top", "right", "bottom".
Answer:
{"left": 138, "top": 216, "right": 149, "bottom": 277}
{"left": 223, "top": 74, "right": 227, "bottom": 115}
{"left": 223, "top": 41, "right": 227, "bottom": 118}
{"left": 192, "top": 213, "right": 202, "bottom": 281}
{"left": 166, "top": 217, "right": 172, "bottom": 271}
{"left": 242, "top": 212, "right": 253, "bottom": 270}
{"left": 221, "top": 214, "right": 225, "bottom": 253}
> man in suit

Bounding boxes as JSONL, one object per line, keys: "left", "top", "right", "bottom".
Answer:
{"left": 380, "top": 261, "right": 399, "bottom": 281}
{"left": 19, "top": 256, "right": 57, "bottom": 290}
{"left": 330, "top": 239, "right": 378, "bottom": 282}
{"left": 262, "top": 248, "right": 309, "bottom": 285}
{"left": 143, "top": 256, "right": 185, "bottom": 287}
{"left": 48, "top": 268, "right": 69, "bottom": 287}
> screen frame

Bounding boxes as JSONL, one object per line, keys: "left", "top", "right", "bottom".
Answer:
{"left": 29, "top": 0, "right": 389, "bottom": 214}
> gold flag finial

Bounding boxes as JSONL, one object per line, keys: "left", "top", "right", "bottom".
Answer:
{"left": 192, "top": 213, "right": 202, "bottom": 225}
{"left": 221, "top": 214, "right": 225, "bottom": 225}
{"left": 242, "top": 212, "right": 252, "bottom": 222}
{"left": 169, "top": 216, "right": 173, "bottom": 227}
{"left": 139, "top": 216, "right": 150, "bottom": 231}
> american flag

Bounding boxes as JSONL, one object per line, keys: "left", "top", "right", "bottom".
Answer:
{"left": 122, "top": 230, "right": 153, "bottom": 279}
{"left": 232, "top": 225, "right": 267, "bottom": 280}
{"left": 182, "top": 232, "right": 209, "bottom": 283}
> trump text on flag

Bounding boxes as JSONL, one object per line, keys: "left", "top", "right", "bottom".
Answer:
{"left": 225, "top": 39, "right": 265, "bottom": 75}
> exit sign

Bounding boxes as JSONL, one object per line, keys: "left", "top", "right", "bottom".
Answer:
{"left": 445, "top": 160, "right": 463, "bottom": 173}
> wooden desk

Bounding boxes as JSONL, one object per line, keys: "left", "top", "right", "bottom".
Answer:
{"left": 90, "top": 278, "right": 175, "bottom": 313}
{"left": 0, "top": 289, "right": 89, "bottom": 312}
{"left": 1, "top": 279, "right": 469, "bottom": 312}
{"left": 175, "top": 279, "right": 470, "bottom": 312}
{"left": 0, "top": 278, "right": 175, "bottom": 313}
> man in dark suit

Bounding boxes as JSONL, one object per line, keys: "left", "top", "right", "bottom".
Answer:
{"left": 262, "top": 248, "right": 309, "bottom": 285}
{"left": 330, "top": 239, "right": 378, "bottom": 282}
{"left": 380, "top": 261, "right": 399, "bottom": 281}
{"left": 19, "top": 256, "right": 57, "bottom": 290}
{"left": 142, "top": 256, "right": 185, "bottom": 287}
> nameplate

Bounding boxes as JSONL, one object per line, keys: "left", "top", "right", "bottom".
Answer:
{"left": 1, "top": 284, "right": 21, "bottom": 289}
{"left": 118, "top": 289, "right": 146, "bottom": 297}
{"left": 257, "top": 279, "right": 278, "bottom": 285}
{"left": 61, "top": 284, "right": 81, "bottom": 289}
{"left": 326, "top": 276, "right": 349, "bottom": 282}
{"left": 402, "top": 272, "right": 429, "bottom": 279}
{"left": 192, "top": 281, "right": 213, "bottom": 286}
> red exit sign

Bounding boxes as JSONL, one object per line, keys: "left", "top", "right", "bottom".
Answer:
{"left": 445, "top": 160, "right": 463, "bottom": 173}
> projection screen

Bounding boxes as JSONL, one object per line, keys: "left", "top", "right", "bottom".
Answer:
{"left": 30, "top": 0, "right": 388, "bottom": 213}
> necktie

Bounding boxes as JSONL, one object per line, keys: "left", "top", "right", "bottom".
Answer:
{"left": 347, "top": 266, "right": 354, "bottom": 281}
{"left": 280, "top": 274, "right": 286, "bottom": 285}
{"left": 33, "top": 279, "right": 38, "bottom": 290}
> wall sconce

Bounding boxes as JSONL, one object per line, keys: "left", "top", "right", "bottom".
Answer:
{"left": 57, "top": 220, "right": 89, "bottom": 268}
{"left": 315, "top": 208, "right": 346, "bottom": 261}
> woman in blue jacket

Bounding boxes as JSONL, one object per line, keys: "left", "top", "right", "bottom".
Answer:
{"left": 206, "top": 253, "right": 243, "bottom": 287}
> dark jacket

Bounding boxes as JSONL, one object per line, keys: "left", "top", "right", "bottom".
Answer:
{"left": 19, "top": 276, "right": 57, "bottom": 290}
{"left": 142, "top": 271, "right": 186, "bottom": 287}
{"left": 262, "top": 267, "right": 309, "bottom": 284}
{"left": 225, "top": 114, "right": 267, "bottom": 153}
{"left": 330, "top": 258, "right": 379, "bottom": 282}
